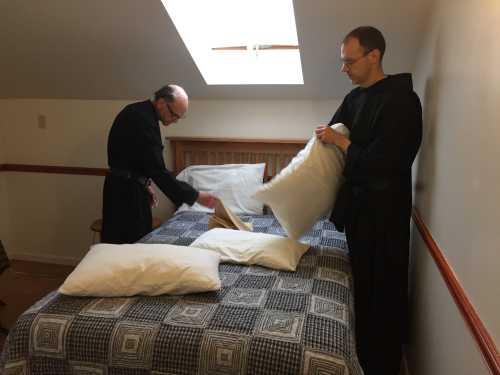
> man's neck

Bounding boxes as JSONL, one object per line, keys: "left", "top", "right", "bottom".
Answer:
{"left": 359, "top": 70, "right": 386, "bottom": 88}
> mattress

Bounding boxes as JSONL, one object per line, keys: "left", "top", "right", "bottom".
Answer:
{"left": 0, "top": 211, "right": 362, "bottom": 375}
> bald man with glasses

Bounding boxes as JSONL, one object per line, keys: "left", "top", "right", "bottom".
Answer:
{"left": 315, "top": 27, "right": 422, "bottom": 375}
{"left": 102, "top": 84, "right": 217, "bottom": 244}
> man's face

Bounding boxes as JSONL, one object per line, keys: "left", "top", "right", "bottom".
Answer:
{"left": 340, "top": 37, "right": 373, "bottom": 86}
{"left": 155, "top": 97, "right": 188, "bottom": 126}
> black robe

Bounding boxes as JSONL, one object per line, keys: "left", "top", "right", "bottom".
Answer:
{"left": 329, "top": 73, "right": 422, "bottom": 375}
{"left": 102, "top": 100, "right": 198, "bottom": 244}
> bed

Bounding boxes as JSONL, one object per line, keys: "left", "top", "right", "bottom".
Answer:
{"left": 0, "top": 137, "right": 363, "bottom": 375}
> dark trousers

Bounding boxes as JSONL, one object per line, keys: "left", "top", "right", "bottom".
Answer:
{"left": 345, "top": 202, "right": 410, "bottom": 375}
{"left": 102, "top": 175, "right": 152, "bottom": 244}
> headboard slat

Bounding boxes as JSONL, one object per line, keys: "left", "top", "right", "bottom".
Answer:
{"left": 166, "top": 137, "right": 307, "bottom": 180}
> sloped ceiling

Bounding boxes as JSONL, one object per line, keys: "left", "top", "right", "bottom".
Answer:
{"left": 0, "top": 0, "right": 432, "bottom": 100}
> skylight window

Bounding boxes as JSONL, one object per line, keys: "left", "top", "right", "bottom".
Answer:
{"left": 161, "top": 0, "right": 304, "bottom": 85}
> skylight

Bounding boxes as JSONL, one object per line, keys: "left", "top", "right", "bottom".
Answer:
{"left": 161, "top": 0, "right": 304, "bottom": 85}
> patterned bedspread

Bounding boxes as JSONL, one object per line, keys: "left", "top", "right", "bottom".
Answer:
{"left": 0, "top": 212, "right": 363, "bottom": 375}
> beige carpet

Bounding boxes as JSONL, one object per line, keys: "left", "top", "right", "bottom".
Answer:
{"left": 0, "top": 260, "right": 74, "bottom": 352}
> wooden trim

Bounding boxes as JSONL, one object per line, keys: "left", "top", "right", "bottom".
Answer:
{"left": 0, "top": 164, "right": 106, "bottom": 176}
{"left": 166, "top": 136, "right": 307, "bottom": 177}
{"left": 166, "top": 136, "right": 307, "bottom": 145}
{"left": 412, "top": 208, "right": 500, "bottom": 374}
{"left": 0, "top": 138, "right": 307, "bottom": 177}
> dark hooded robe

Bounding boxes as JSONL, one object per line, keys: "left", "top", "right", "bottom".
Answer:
{"left": 102, "top": 100, "right": 198, "bottom": 244}
{"left": 329, "top": 73, "right": 422, "bottom": 375}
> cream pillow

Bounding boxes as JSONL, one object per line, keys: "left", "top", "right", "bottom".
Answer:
{"left": 176, "top": 163, "right": 266, "bottom": 214}
{"left": 190, "top": 228, "right": 310, "bottom": 271}
{"left": 59, "top": 243, "right": 221, "bottom": 297}
{"left": 253, "top": 123, "right": 350, "bottom": 239}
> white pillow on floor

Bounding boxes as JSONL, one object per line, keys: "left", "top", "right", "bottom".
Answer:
{"left": 59, "top": 243, "right": 221, "bottom": 297}
{"left": 253, "top": 123, "right": 350, "bottom": 239}
{"left": 190, "top": 228, "right": 310, "bottom": 271}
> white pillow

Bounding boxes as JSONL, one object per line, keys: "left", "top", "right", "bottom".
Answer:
{"left": 253, "top": 123, "right": 350, "bottom": 239}
{"left": 176, "top": 163, "right": 266, "bottom": 215}
{"left": 190, "top": 228, "right": 310, "bottom": 271}
{"left": 59, "top": 243, "right": 221, "bottom": 297}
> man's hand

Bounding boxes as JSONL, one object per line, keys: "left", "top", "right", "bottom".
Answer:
{"left": 315, "top": 125, "right": 351, "bottom": 153}
{"left": 197, "top": 192, "right": 218, "bottom": 208}
{"left": 147, "top": 184, "right": 159, "bottom": 208}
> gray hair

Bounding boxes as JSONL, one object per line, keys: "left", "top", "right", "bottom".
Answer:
{"left": 154, "top": 85, "right": 176, "bottom": 102}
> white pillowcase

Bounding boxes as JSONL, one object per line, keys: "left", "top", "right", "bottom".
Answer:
{"left": 59, "top": 243, "right": 221, "bottom": 297}
{"left": 190, "top": 228, "right": 310, "bottom": 271}
{"left": 176, "top": 163, "right": 266, "bottom": 215}
{"left": 253, "top": 123, "right": 350, "bottom": 239}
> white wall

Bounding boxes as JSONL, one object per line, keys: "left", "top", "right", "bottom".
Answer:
{"left": 0, "top": 102, "right": 10, "bottom": 248}
{"left": 409, "top": 0, "right": 500, "bottom": 373}
{"left": 1, "top": 98, "right": 340, "bottom": 264}
{"left": 1, "top": 99, "right": 128, "bottom": 263}
{"left": 0, "top": 176, "right": 8, "bottom": 248}
{"left": 409, "top": 232, "right": 489, "bottom": 375}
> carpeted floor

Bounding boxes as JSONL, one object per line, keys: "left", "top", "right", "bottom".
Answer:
{"left": 0, "top": 260, "right": 74, "bottom": 352}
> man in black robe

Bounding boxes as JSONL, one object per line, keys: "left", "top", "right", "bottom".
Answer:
{"left": 315, "top": 27, "right": 422, "bottom": 374}
{"left": 102, "top": 84, "right": 217, "bottom": 244}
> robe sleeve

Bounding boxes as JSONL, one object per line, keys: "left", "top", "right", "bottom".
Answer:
{"left": 343, "top": 93, "right": 422, "bottom": 179}
{"left": 136, "top": 114, "right": 199, "bottom": 207}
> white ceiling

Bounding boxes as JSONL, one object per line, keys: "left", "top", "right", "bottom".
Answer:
{"left": 0, "top": 0, "right": 432, "bottom": 100}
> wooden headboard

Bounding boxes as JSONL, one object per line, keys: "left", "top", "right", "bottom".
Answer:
{"left": 166, "top": 137, "right": 307, "bottom": 180}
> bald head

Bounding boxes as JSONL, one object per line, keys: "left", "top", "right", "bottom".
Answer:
{"left": 153, "top": 84, "right": 189, "bottom": 126}
{"left": 169, "top": 84, "right": 188, "bottom": 101}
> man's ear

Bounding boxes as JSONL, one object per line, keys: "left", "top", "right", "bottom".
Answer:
{"left": 154, "top": 98, "right": 165, "bottom": 110}
{"left": 368, "top": 49, "right": 381, "bottom": 65}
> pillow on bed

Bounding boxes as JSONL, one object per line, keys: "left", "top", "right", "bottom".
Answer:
{"left": 190, "top": 228, "right": 310, "bottom": 271}
{"left": 176, "top": 163, "right": 266, "bottom": 215}
{"left": 253, "top": 123, "right": 350, "bottom": 239}
{"left": 59, "top": 243, "right": 221, "bottom": 297}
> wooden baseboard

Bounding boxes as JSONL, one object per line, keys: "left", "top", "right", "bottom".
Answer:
{"left": 7, "top": 251, "right": 81, "bottom": 266}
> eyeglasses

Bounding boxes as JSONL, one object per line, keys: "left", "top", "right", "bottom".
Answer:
{"left": 166, "top": 103, "right": 184, "bottom": 120}
{"left": 340, "top": 49, "right": 373, "bottom": 68}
